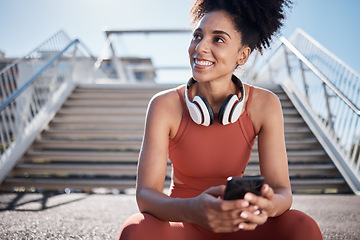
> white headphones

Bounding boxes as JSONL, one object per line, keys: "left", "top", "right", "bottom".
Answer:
{"left": 185, "top": 75, "right": 245, "bottom": 126}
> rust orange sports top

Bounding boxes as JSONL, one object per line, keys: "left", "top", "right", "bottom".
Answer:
{"left": 168, "top": 86, "right": 256, "bottom": 198}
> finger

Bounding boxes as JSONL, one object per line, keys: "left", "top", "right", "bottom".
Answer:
{"left": 240, "top": 210, "right": 267, "bottom": 226}
{"left": 244, "top": 191, "right": 270, "bottom": 210}
{"left": 205, "top": 185, "right": 226, "bottom": 198}
{"left": 238, "top": 222, "right": 258, "bottom": 231}
{"left": 220, "top": 198, "right": 250, "bottom": 212}
{"left": 244, "top": 185, "right": 275, "bottom": 214}
{"left": 208, "top": 215, "right": 246, "bottom": 233}
{"left": 261, "top": 184, "right": 274, "bottom": 200}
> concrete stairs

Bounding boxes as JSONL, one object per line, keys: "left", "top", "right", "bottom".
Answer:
{"left": 0, "top": 84, "right": 351, "bottom": 193}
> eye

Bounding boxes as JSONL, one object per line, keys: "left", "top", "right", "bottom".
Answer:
{"left": 214, "top": 36, "right": 225, "bottom": 43}
{"left": 192, "top": 32, "right": 202, "bottom": 41}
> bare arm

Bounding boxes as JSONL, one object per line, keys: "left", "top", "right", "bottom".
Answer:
{"left": 136, "top": 89, "right": 189, "bottom": 221}
{"left": 245, "top": 88, "right": 292, "bottom": 220}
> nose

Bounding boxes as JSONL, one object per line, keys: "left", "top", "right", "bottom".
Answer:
{"left": 195, "top": 38, "right": 210, "bottom": 53}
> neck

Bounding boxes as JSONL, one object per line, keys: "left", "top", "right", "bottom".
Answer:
{"left": 194, "top": 76, "right": 237, "bottom": 113}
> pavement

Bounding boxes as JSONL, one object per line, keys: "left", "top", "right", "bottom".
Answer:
{"left": 0, "top": 191, "right": 359, "bottom": 240}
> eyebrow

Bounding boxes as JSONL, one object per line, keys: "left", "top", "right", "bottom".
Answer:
{"left": 194, "top": 28, "right": 232, "bottom": 39}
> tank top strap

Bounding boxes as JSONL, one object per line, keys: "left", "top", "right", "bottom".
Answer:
{"left": 170, "top": 88, "right": 190, "bottom": 146}
{"left": 245, "top": 86, "right": 254, "bottom": 112}
{"left": 176, "top": 88, "right": 187, "bottom": 117}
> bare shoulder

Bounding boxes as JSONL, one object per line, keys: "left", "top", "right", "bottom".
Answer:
{"left": 148, "top": 85, "right": 184, "bottom": 114}
{"left": 250, "top": 85, "right": 281, "bottom": 108}
{"left": 146, "top": 85, "right": 185, "bottom": 138}
{"left": 247, "top": 85, "right": 283, "bottom": 134}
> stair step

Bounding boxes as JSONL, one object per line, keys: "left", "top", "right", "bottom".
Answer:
{"left": 68, "top": 92, "right": 155, "bottom": 100}
{"left": 283, "top": 117, "right": 306, "bottom": 125}
{"left": 249, "top": 150, "right": 329, "bottom": 163}
{"left": 49, "top": 116, "right": 304, "bottom": 128}
{"left": 290, "top": 178, "right": 349, "bottom": 193}
{"left": 0, "top": 177, "right": 348, "bottom": 193}
{"left": 49, "top": 118, "right": 145, "bottom": 130}
{"left": 41, "top": 129, "right": 144, "bottom": 140}
{"left": 244, "top": 163, "right": 340, "bottom": 177}
{"left": 23, "top": 151, "right": 139, "bottom": 162}
{"left": 57, "top": 108, "right": 146, "bottom": 116}
{"left": 33, "top": 138, "right": 321, "bottom": 151}
{"left": 24, "top": 148, "right": 329, "bottom": 163}
{"left": 73, "top": 85, "right": 171, "bottom": 93}
{"left": 63, "top": 99, "right": 149, "bottom": 107}
{"left": 9, "top": 163, "right": 171, "bottom": 177}
{"left": 253, "top": 138, "right": 321, "bottom": 151}
{"left": 283, "top": 126, "right": 314, "bottom": 138}
{"left": 281, "top": 101, "right": 295, "bottom": 108}
{"left": 48, "top": 122, "right": 144, "bottom": 130}
{"left": 33, "top": 139, "right": 142, "bottom": 151}
{"left": 10, "top": 163, "right": 337, "bottom": 179}
{"left": 0, "top": 178, "right": 143, "bottom": 191}
{"left": 52, "top": 116, "right": 146, "bottom": 122}
{"left": 24, "top": 149, "right": 329, "bottom": 164}
{"left": 282, "top": 108, "right": 300, "bottom": 116}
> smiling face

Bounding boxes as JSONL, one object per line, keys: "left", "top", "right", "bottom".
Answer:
{"left": 188, "top": 10, "right": 250, "bottom": 83}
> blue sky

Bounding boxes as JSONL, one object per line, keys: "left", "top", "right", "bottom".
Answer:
{"left": 1, "top": 0, "right": 359, "bottom": 79}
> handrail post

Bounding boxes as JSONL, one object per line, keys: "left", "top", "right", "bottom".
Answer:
{"left": 322, "top": 82, "right": 335, "bottom": 132}
{"left": 284, "top": 48, "right": 293, "bottom": 82}
{"left": 107, "top": 33, "right": 126, "bottom": 82}
{"left": 70, "top": 41, "right": 78, "bottom": 83}
{"left": 268, "top": 63, "right": 275, "bottom": 84}
{"left": 299, "top": 60, "right": 310, "bottom": 102}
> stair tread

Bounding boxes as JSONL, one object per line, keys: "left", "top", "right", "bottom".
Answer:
{"left": 0, "top": 177, "right": 346, "bottom": 191}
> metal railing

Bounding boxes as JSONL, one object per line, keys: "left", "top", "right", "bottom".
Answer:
{"left": 98, "top": 29, "right": 192, "bottom": 83}
{"left": 0, "top": 31, "right": 98, "bottom": 183}
{"left": 248, "top": 29, "right": 360, "bottom": 195}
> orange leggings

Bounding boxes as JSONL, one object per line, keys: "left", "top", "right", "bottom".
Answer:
{"left": 119, "top": 209, "right": 322, "bottom": 240}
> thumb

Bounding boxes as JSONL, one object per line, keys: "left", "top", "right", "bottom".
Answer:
{"left": 204, "top": 185, "right": 226, "bottom": 198}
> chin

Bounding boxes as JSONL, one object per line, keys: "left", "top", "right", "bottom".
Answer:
{"left": 191, "top": 71, "right": 211, "bottom": 82}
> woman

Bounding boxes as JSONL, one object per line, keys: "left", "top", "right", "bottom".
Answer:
{"left": 119, "top": 0, "right": 322, "bottom": 239}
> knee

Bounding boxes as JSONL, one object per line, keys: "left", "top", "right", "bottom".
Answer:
{"left": 283, "top": 210, "right": 322, "bottom": 239}
{"left": 118, "top": 213, "right": 167, "bottom": 240}
{"left": 118, "top": 213, "right": 143, "bottom": 240}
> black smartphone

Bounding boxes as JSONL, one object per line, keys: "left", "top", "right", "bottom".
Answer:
{"left": 224, "top": 175, "right": 264, "bottom": 200}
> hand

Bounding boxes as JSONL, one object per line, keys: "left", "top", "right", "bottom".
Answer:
{"left": 189, "top": 185, "right": 257, "bottom": 233}
{"left": 237, "top": 184, "right": 276, "bottom": 230}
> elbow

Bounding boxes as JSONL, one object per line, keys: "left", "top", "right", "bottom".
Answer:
{"left": 135, "top": 187, "right": 148, "bottom": 213}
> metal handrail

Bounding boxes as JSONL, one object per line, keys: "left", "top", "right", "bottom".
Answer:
{"left": 0, "top": 32, "right": 97, "bottom": 183}
{"left": 101, "top": 29, "right": 192, "bottom": 82}
{"left": 104, "top": 29, "right": 192, "bottom": 36}
{"left": 250, "top": 36, "right": 359, "bottom": 116}
{"left": 0, "top": 31, "right": 72, "bottom": 76}
{"left": 0, "top": 39, "right": 79, "bottom": 112}
{"left": 280, "top": 37, "right": 360, "bottom": 115}
{"left": 249, "top": 29, "right": 360, "bottom": 194}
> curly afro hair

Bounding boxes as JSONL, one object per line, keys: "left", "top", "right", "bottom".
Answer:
{"left": 190, "top": 0, "right": 292, "bottom": 54}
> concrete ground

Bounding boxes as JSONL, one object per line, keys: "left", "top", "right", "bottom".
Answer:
{"left": 0, "top": 191, "right": 359, "bottom": 240}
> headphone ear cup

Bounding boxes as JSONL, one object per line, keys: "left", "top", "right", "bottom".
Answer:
{"left": 218, "top": 95, "right": 235, "bottom": 125}
{"left": 185, "top": 91, "right": 203, "bottom": 125}
{"left": 185, "top": 88, "right": 215, "bottom": 126}
{"left": 195, "top": 95, "right": 214, "bottom": 126}
{"left": 218, "top": 94, "right": 243, "bottom": 125}
{"left": 229, "top": 100, "right": 244, "bottom": 123}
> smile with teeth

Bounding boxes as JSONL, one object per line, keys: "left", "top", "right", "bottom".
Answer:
{"left": 194, "top": 59, "right": 214, "bottom": 66}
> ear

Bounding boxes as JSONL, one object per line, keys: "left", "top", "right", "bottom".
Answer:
{"left": 237, "top": 46, "right": 251, "bottom": 66}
